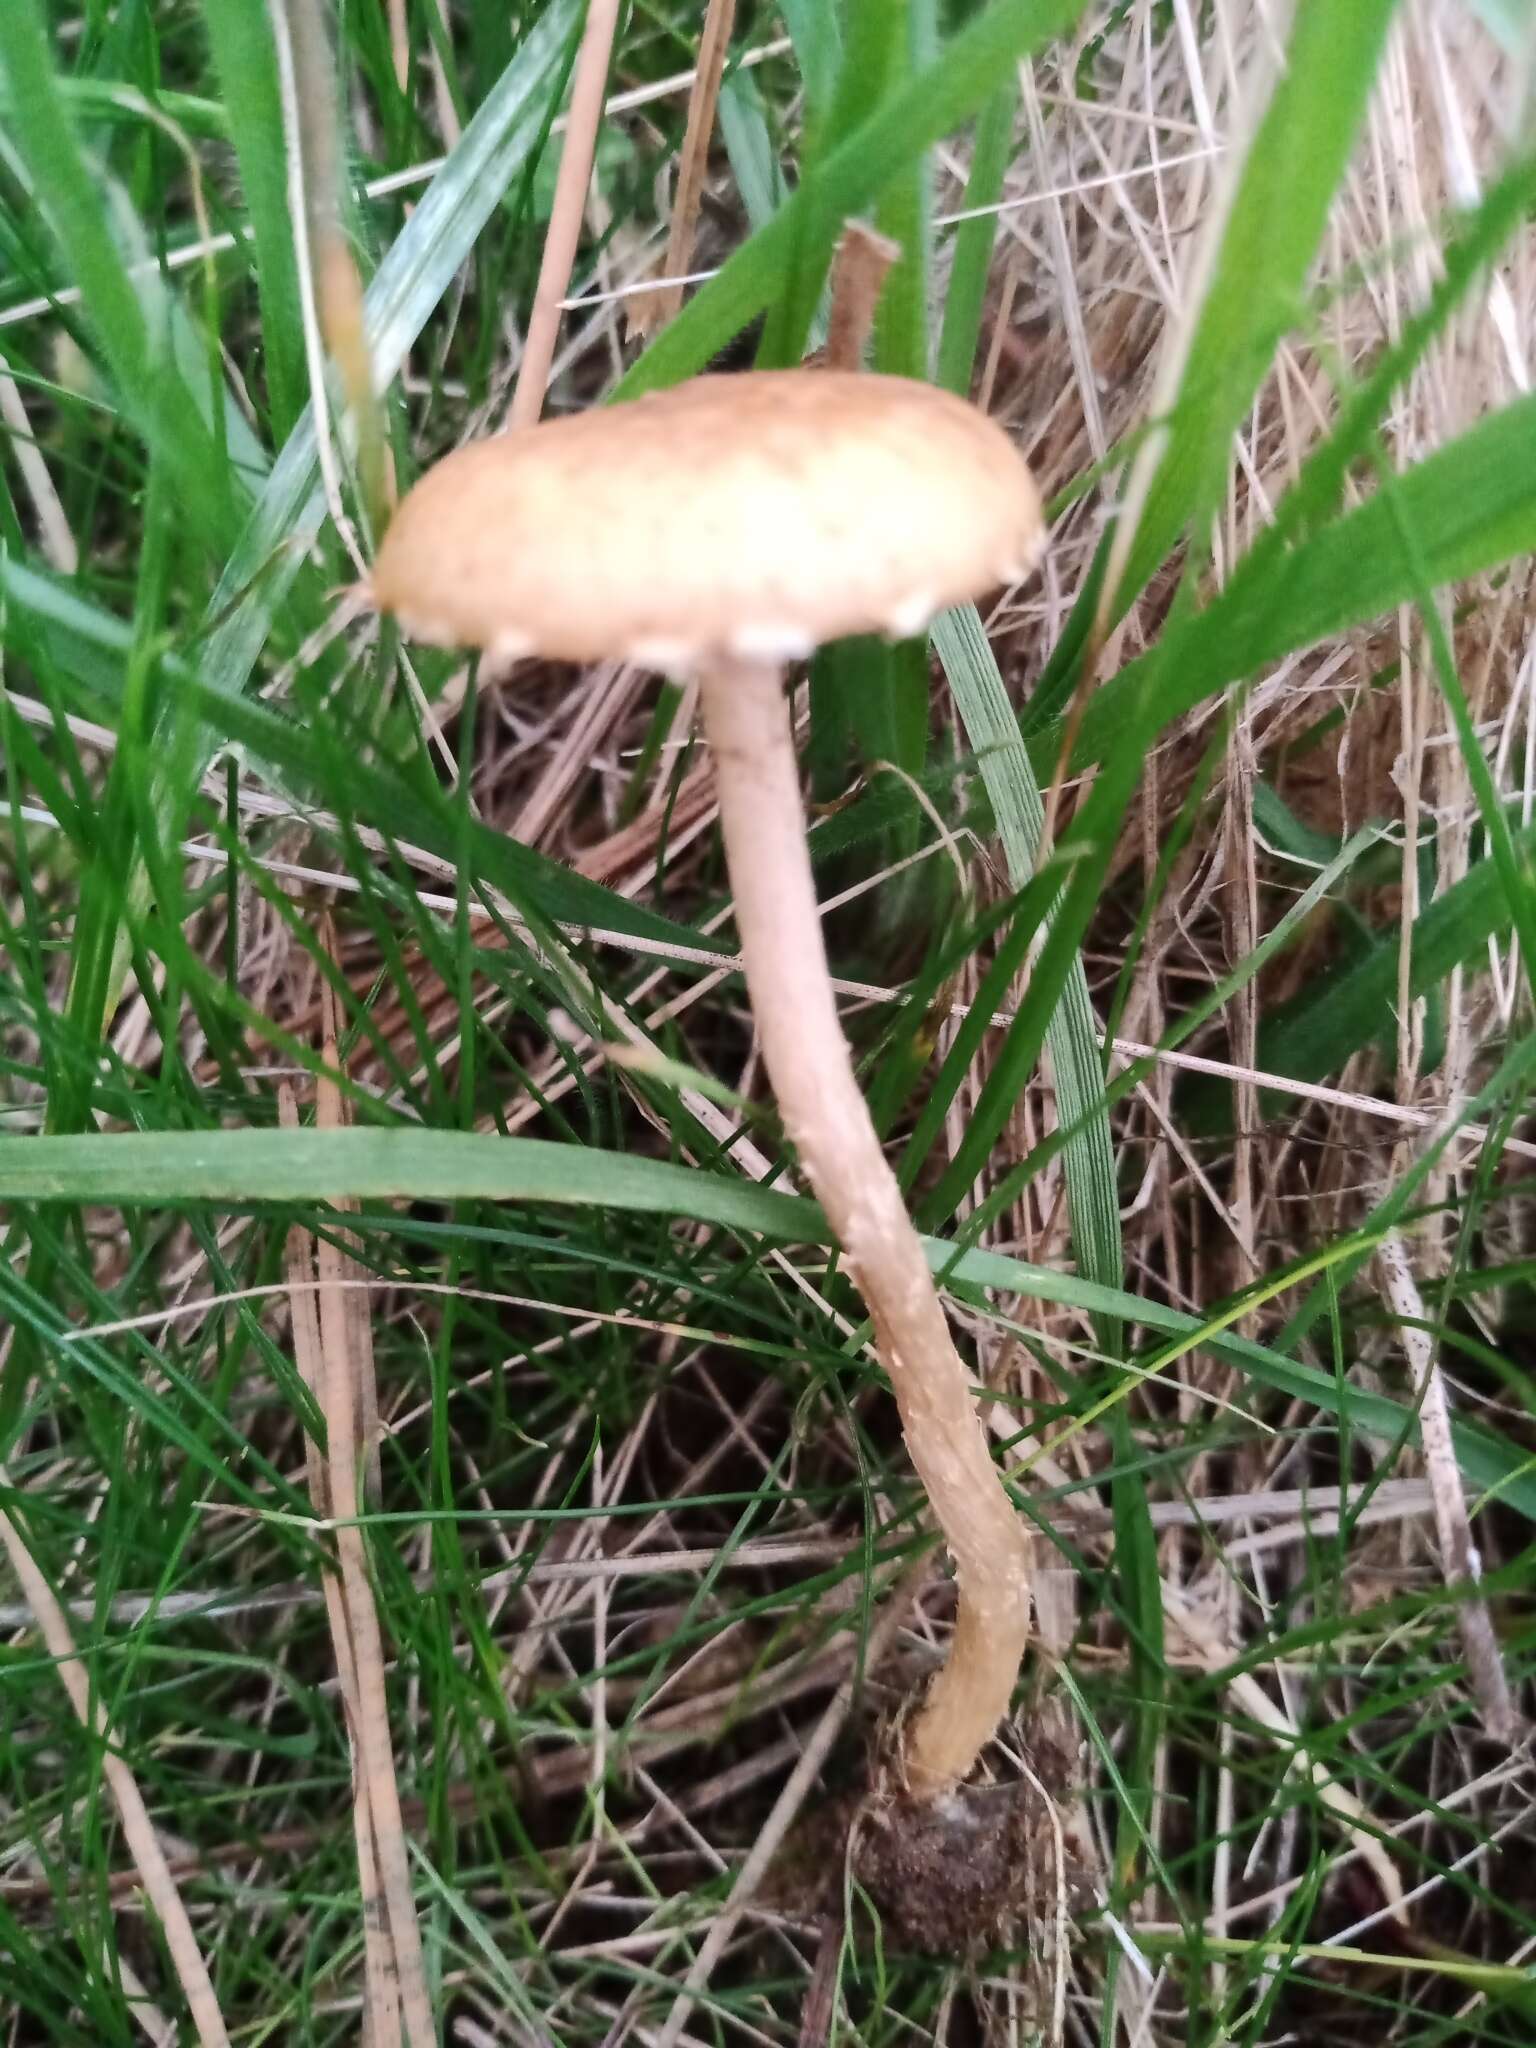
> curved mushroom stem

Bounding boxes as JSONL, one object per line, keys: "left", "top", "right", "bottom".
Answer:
{"left": 698, "top": 656, "right": 1031, "bottom": 1797}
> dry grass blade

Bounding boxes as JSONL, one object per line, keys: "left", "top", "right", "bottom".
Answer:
{"left": 316, "top": 934, "right": 384, "bottom": 1507}
{"left": 822, "top": 220, "right": 902, "bottom": 370}
{"left": 271, "top": 939, "right": 432, "bottom": 2048}
{"left": 279, "top": 1081, "right": 400, "bottom": 2048}
{"left": 386, "top": 0, "right": 407, "bottom": 91}
{"left": 0, "top": 1478, "right": 231, "bottom": 2048}
{"left": 1018, "top": 1749, "right": 1071, "bottom": 2045}
{"left": 303, "top": 962, "right": 434, "bottom": 2048}
{"left": 509, "top": 0, "right": 623, "bottom": 426}
{"left": 0, "top": 351, "right": 76, "bottom": 572}
{"left": 796, "top": 1923, "right": 843, "bottom": 2048}
{"left": 114, "top": 1959, "right": 177, "bottom": 2048}
{"left": 1375, "top": 1230, "right": 1518, "bottom": 1744}
{"left": 630, "top": 0, "right": 738, "bottom": 337}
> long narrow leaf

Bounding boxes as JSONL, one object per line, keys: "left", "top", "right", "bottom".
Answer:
{"left": 5, "top": 1127, "right": 1535, "bottom": 1522}
{"left": 932, "top": 604, "right": 1122, "bottom": 1314}
{"left": 1060, "top": 390, "right": 1536, "bottom": 776}
{"left": 201, "top": 0, "right": 307, "bottom": 437}
{"left": 0, "top": 0, "right": 241, "bottom": 550}
{"left": 1111, "top": 0, "right": 1401, "bottom": 611}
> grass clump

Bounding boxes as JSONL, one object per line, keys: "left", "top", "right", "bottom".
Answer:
{"left": 3, "top": 1, "right": 1536, "bottom": 2042}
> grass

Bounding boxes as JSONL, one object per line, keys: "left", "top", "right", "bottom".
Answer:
{"left": 3, "top": 0, "right": 1536, "bottom": 2042}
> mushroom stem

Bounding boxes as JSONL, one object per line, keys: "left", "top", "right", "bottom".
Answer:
{"left": 698, "top": 657, "right": 1031, "bottom": 1797}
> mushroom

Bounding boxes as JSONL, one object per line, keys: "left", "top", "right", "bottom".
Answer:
{"left": 372, "top": 369, "right": 1046, "bottom": 1796}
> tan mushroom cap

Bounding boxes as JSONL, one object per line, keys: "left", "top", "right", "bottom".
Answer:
{"left": 370, "top": 370, "right": 1044, "bottom": 669}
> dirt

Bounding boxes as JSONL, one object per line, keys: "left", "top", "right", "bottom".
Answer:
{"left": 773, "top": 1729, "right": 1088, "bottom": 1959}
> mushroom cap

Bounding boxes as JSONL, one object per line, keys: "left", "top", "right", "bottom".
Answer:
{"left": 370, "top": 370, "right": 1044, "bottom": 669}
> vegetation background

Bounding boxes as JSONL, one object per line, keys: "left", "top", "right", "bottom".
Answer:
{"left": 2, "top": 0, "right": 1536, "bottom": 2041}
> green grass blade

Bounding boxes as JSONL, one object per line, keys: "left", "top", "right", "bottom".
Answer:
{"left": 0, "top": 1128, "right": 823, "bottom": 1235}
{"left": 200, "top": 0, "right": 306, "bottom": 438}
{"left": 868, "top": 0, "right": 932, "bottom": 387}
{"left": 717, "top": 69, "right": 787, "bottom": 233}
{"left": 758, "top": 0, "right": 909, "bottom": 367}
{"left": 935, "top": 78, "right": 1020, "bottom": 397}
{"left": 1111, "top": 0, "right": 1401, "bottom": 612}
{"left": 196, "top": 0, "right": 581, "bottom": 723}
{"left": 0, "top": 0, "right": 240, "bottom": 552}
{"left": 616, "top": 0, "right": 1089, "bottom": 399}
{"left": 0, "top": 76, "right": 231, "bottom": 139}
{"left": 1061, "top": 389, "right": 1536, "bottom": 777}
{"left": 7, "top": 1128, "right": 1536, "bottom": 1521}
{"left": 776, "top": 0, "right": 841, "bottom": 139}
{"left": 931, "top": 604, "right": 1122, "bottom": 1312}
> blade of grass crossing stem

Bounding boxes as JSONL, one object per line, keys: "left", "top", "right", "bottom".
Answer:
{"left": 1108, "top": 0, "right": 1402, "bottom": 617}
{"left": 0, "top": 0, "right": 241, "bottom": 555}
{"left": 933, "top": 606, "right": 1163, "bottom": 1972}
{"left": 10, "top": 1128, "right": 1536, "bottom": 1519}
{"left": 200, "top": 0, "right": 307, "bottom": 439}
{"left": 932, "top": 606, "right": 1122, "bottom": 1320}
{"left": 935, "top": 76, "right": 1021, "bottom": 397}
{"left": 617, "top": 0, "right": 1089, "bottom": 399}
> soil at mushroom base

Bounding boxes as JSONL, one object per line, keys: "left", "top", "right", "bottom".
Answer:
{"left": 766, "top": 1716, "right": 1089, "bottom": 1960}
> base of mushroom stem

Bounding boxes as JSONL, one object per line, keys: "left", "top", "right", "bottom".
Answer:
{"left": 770, "top": 1717, "right": 1089, "bottom": 1959}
